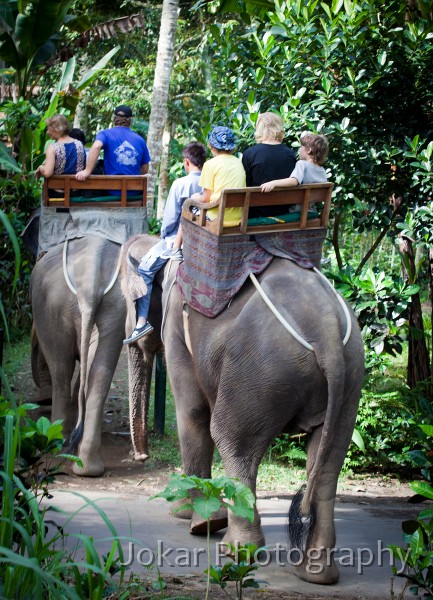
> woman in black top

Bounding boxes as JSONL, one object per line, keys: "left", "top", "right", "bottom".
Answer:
{"left": 242, "top": 112, "right": 296, "bottom": 217}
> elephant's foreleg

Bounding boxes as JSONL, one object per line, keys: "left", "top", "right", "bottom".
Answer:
{"left": 31, "top": 334, "right": 53, "bottom": 404}
{"left": 210, "top": 401, "right": 268, "bottom": 549}
{"left": 166, "top": 347, "right": 220, "bottom": 525}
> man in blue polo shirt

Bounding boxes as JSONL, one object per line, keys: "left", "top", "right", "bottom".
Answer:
{"left": 76, "top": 105, "right": 150, "bottom": 180}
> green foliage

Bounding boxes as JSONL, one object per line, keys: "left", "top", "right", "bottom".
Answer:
{"left": 153, "top": 473, "right": 255, "bottom": 523}
{"left": 0, "top": 383, "right": 132, "bottom": 599}
{"left": 0, "top": 203, "right": 36, "bottom": 339}
{"left": 148, "top": 216, "right": 162, "bottom": 236}
{"left": 153, "top": 473, "right": 259, "bottom": 599}
{"left": 207, "top": 542, "right": 267, "bottom": 599}
{"left": 390, "top": 421, "right": 433, "bottom": 599}
{"left": 326, "top": 264, "right": 418, "bottom": 369}
{"left": 0, "top": 0, "right": 74, "bottom": 98}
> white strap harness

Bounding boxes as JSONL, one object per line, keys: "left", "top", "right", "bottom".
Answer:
{"left": 249, "top": 267, "right": 351, "bottom": 351}
{"left": 62, "top": 239, "right": 121, "bottom": 296}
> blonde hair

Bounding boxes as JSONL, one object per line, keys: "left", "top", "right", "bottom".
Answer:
{"left": 255, "top": 112, "right": 285, "bottom": 143}
{"left": 301, "top": 133, "right": 329, "bottom": 166}
{"left": 46, "top": 114, "right": 70, "bottom": 136}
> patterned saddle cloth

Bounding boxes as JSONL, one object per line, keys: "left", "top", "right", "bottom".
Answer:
{"left": 176, "top": 218, "right": 326, "bottom": 317}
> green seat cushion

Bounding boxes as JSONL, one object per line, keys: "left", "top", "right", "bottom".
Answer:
{"left": 70, "top": 194, "right": 143, "bottom": 203}
{"left": 247, "top": 210, "right": 320, "bottom": 226}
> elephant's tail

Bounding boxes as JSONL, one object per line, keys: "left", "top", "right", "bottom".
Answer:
{"left": 287, "top": 485, "right": 316, "bottom": 551}
{"left": 69, "top": 307, "right": 96, "bottom": 454}
{"left": 293, "top": 335, "right": 346, "bottom": 537}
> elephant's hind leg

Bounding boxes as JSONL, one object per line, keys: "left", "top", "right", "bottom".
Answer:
{"left": 72, "top": 332, "right": 122, "bottom": 477}
{"left": 291, "top": 399, "right": 358, "bottom": 584}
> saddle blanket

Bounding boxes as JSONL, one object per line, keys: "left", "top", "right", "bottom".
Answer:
{"left": 177, "top": 218, "right": 326, "bottom": 317}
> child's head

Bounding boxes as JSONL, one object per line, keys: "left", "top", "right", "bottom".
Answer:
{"left": 182, "top": 142, "right": 206, "bottom": 170}
{"left": 207, "top": 126, "right": 236, "bottom": 154}
{"left": 299, "top": 133, "right": 328, "bottom": 165}
{"left": 255, "top": 112, "right": 284, "bottom": 143}
{"left": 70, "top": 128, "right": 86, "bottom": 145}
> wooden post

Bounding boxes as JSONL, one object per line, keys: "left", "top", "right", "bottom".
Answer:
{"left": 154, "top": 350, "right": 166, "bottom": 435}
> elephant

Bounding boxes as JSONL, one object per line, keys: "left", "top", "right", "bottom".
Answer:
{"left": 160, "top": 255, "right": 364, "bottom": 585}
{"left": 120, "top": 234, "right": 164, "bottom": 461}
{"left": 31, "top": 235, "right": 127, "bottom": 476}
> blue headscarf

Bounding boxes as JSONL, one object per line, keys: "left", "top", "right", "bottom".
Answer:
{"left": 208, "top": 126, "right": 236, "bottom": 151}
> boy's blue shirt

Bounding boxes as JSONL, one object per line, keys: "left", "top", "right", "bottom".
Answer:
{"left": 160, "top": 171, "right": 202, "bottom": 241}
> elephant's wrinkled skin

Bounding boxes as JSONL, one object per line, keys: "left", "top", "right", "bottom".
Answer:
{"left": 162, "top": 257, "right": 364, "bottom": 584}
{"left": 120, "top": 234, "right": 164, "bottom": 461}
{"left": 31, "top": 235, "right": 126, "bottom": 476}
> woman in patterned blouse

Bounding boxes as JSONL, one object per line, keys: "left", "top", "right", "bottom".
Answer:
{"left": 35, "top": 114, "right": 86, "bottom": 181}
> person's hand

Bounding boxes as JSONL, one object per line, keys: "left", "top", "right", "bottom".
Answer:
{"left": 261, "top": 181, "right": 276, "bottom": 193}
{"left": 35, "top": 167, "right": 42, "bottom": 180}
{"left": 190, "top": 192, "right": 201, "bottom": 200}
{"left": 76, "top": 169, "right": 91, "bottom": 181}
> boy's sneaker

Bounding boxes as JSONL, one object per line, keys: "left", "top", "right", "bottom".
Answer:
{"left": 160, "top": 247, "right": 184, "bottom": 261}
{"left": 123, "top": 322, "right": 154, "bottom": 345}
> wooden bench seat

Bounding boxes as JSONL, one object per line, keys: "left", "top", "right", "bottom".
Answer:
{"left": 182, "top": 182, "right": 333, "bottom": 236}
{"left": 42, "top": 174, "right": 148, "bottom": 208}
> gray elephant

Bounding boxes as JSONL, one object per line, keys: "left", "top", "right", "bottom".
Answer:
{"left": 31, "top": 235, "right": 126, "bottom": 476}
{"left": 120, "top": 234, "right": 164, "bottom": 461}
{"left": 161, "top": 256, "right": 364, "bottom": 585}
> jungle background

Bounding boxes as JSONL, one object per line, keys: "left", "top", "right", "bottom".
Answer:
{"left": 1, "top": 0, "right": 433, "bottom": 476}
{"left": 0, "top": 0, "right": 433, "bottom": 510}
{"left": 1, "top": 0, "right": 433, "bottom": 597}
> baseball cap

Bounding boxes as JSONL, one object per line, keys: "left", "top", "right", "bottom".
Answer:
{"left": 114, "top": 105, "right": 133, "bottom": 118}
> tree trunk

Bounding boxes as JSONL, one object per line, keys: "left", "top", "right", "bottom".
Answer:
{"left": 146, "top": 0, "right": 179, "bottom": 218}
{"left": 398, "top": 236, "right": 431, "bottom": 392}
{"left": 332, "top": 211, "right": 343, "bottom": 269}
{"left": 429, "top": 249, "right": 433, "bottom": 380}
{"left": 156, "top": 123, "right": 171, "bottom": 220}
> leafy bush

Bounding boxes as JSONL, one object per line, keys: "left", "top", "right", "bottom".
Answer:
{"left": 326, "top": 265, "right": 418, "bottom": 371}
{"left": 0, "top": 180, "right": 39, "bottom": 338}
{"left": 390, "top": 420, "right": 433, "bottom": 599}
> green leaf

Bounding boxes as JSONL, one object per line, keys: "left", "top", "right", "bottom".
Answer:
{"left": 0, "top": 140, "right": 21, "bottom": 173}
{"left": 193, "top": 495, "right": 221, "bottom": 519}
{"left": 351, "top": 428, "right": 365, "bottom": 451}
{"left": 76, "top": 46, "right": 120, "bottom": 91}
{"left": 410, "top": 482, "right": 433, "bottom": 500}
{"left": 418, "top": 424, "right": 433, "bottom": 437}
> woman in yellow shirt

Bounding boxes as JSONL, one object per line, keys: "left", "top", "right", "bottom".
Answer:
{"left": 195, "top": 126, "right": 246, "bottom": 227}
{"left": 169, "top": 126, "right": 246, "bottom": 256}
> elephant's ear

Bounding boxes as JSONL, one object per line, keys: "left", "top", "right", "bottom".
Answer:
{"left": 20, "top": 208, "right": 41, "bottom": 257}
{"left": 126, "top": 250, "right": 148, "bottom": 301}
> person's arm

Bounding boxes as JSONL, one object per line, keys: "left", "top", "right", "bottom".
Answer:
{"left": 35, "top": 144, "right": 56, "bottom": 179}
{"left": 261, "top": 177, "right": 298, "bottom": 193}
{"left": 140, "top": 163, "right": 149, "bottom": 175}
{"left": 161, "top": 179, "right": 182, "bottom": 239}
{"left": 190, "top": 189, "right": 212, "bottom": 203}
{"left": 76, "top": 140, "right": 103, "bottom": 180}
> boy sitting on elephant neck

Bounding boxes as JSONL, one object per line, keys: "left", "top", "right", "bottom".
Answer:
{"left": 123, "top": 142, "right": 206, "bottom": 345}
